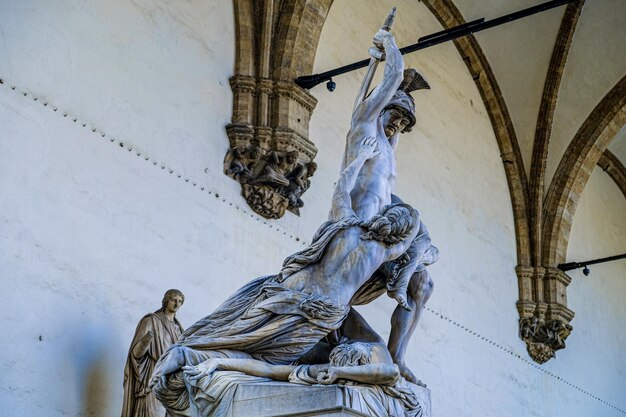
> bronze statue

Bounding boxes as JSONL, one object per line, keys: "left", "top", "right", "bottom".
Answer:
{"left": 122, "top": 289, "right": 184, "bottom": 417}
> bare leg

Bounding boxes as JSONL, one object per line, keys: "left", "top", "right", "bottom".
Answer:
{"left": 387, "top": 269, "right": 433, "bottom": 385}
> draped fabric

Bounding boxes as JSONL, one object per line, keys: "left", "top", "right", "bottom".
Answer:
{"left": 176, "top": 277, "right": 349, "bottom": 363}
{"left": 154, "top": 350, "right": 257, "bottom": 417}
{"left": 159, "top": 366, "right": 423, "bottom": 417}
{"left": 122, "top": 311, "right": 184, "bottom": 417}
{"left": 187, "top": 370, "right": 272, "bottom": 417}
{"left": 341, "top": 381, "right": 423, "bottom": 417}
{"left": 153, "top": 277, "right": 349, "bottom": 416}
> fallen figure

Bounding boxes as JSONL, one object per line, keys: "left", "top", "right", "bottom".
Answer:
{"left": 182, "top": 339, "right": 423, "bottom": 417}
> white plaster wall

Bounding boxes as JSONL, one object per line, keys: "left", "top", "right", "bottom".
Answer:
{"left": 0, "top": 1, "right": 305, "bottom": 416}
{"left": 0, "top": 89, "right": 301, "bottom": 416}
{"left": 0, "top": 1, "right": 624, "bottom": 416}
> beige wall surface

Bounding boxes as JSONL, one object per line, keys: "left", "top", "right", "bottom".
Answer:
{"left": 0, "top": 1, "right": 624, "bottom": 416}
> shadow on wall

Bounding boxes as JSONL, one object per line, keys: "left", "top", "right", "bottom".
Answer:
{"left": 82, "top": 355, "right": 111, "bottom": 417}
{"left": 52, "top": 305, "right": 120, "bottom": 417}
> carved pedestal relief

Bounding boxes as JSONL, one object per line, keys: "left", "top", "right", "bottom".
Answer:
{"left": 225, "top": 0, "right": 333, "bottom": 219}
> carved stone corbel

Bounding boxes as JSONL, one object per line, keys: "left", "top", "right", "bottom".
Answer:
{"left": 225, "top": 75, "right": 319, "bottom": 219}
{"left": 225, "top": 0, "right": 332, "bottom": 219}
{"left": 516, "top": 266, "right": 575, "bottom": 363}
{"left": 519, "top": 316, "right": 573, "bottom": 364}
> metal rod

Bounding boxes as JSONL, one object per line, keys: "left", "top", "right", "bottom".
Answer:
{"left": 295, "top": 0, "right": 575, "bottom": 90}
{"left": 558, "top": 253, "right": 626, "bottom": 272}
{"left": 353, "top": 7, "right": 397, "bottom": 111}
{"left": 417, "top": 18, "right": 484, "bottom": 44}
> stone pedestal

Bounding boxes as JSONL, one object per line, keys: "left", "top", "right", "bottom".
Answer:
{"left": 228, "top": 382, "right": 432, "bottom": 417}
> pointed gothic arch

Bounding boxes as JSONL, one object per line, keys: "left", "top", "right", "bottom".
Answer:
{"left": 226, "top": 0, "right": 333, "bottom": 219}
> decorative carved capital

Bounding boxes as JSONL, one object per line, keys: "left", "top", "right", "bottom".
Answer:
{"left": 515, "top": 265, "right": 534, "bottom": 308}
{"left": 226, "top": 0, "right": 327, "bottom": 219}
{"left": 241, "top": 184, "right": 289, "bottom": 219}
{"left": 274, "top": 80, "right": 318, "bottom": 113}
{"left": 516, "top": 265, "right": 575, "bottom": 363}
{"left": 516, "top": 300, "right": 536, "bottom": 318}
{"left": 526, "top": 341, "right": 558, "bottom": 364}
{"left": 225, "top": 76, "right": 318, "bottom": 219}
{"left": 223, "top": 127, "right": 318, "bottom": 218}
{"left": 273, "top": 127, "right": 317, "bottom": 160}
{"left": 230, "top": 75, "right": 257, "bottom": 94}
{"left": 225, "top": 123, "right": 254, "bottom": 148}
{"left": 544, "top": 267, "right": 571, "bottom": 306}
{"left": 519, "top": 316, "right": 573, "bottom": 364}
{"left": 257, "top": 78, "right": 274, "bottom": 95}
{"left": 546, "top": 302, "right": 575, "bottom": 323}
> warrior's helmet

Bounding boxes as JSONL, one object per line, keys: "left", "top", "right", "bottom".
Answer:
{"left": 384, "top": 68, "right": 430, "bottom": 133}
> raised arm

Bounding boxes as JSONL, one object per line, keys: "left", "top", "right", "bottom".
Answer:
{"left": 329, "top": 137, "right": 379, "bottom": 221}
{"left": 352, "top": 30, "right": 404, "bottom": 124}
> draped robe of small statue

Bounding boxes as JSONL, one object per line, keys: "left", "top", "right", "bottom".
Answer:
{"left": 122, "top": 311, "right": 184, "bottom": 417}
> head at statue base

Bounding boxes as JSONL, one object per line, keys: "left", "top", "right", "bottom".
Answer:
{"left": 329, "top": 342, "right": 375, "bottom": 366}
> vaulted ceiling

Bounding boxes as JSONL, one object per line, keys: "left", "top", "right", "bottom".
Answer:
{"left": 423, "top": 0, "right": 625, "bottom": 256}
{"left": 456, "top": 0, "right": 625, "bottom": 183}
{"left": 420, "top": 0, "right": 625, "bottom": 362}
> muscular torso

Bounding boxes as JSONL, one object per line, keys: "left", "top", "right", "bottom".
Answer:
{"left": 344, "top": 117, "right": 397, "bottom": 220}
{"left": 280, "top": 226, "right": 411, "bottom": 306}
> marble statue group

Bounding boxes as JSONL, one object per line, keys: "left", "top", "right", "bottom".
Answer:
{"left": 126, "top": 10, "right": 439, "bottom": 417}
